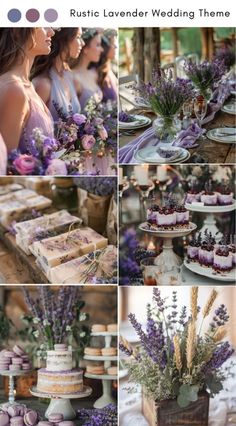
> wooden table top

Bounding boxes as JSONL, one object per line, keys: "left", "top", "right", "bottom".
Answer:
{"left": 119, "top": 101, "right": 236, "bottom": 164}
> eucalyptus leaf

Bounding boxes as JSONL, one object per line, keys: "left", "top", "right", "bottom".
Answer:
{"left": 177, "top": 394, "right": 190, "bottom": 408}
{"left": 179, "top": 384, "right": 191, "bottom": 396}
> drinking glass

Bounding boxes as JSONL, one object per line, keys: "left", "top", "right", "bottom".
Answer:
{"left": 194, "top": 98, "right": 207, "bottom": 128}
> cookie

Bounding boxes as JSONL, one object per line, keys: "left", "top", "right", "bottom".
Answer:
{"left": 107, "top": 366, "right": 117, "bottom": 375}
{"left": 13, "top": 345, "right": 25, "bottom": 357}
{"left": 91, "top": 324, "right": 106, "bottom": 333}
{"left": 84, "top": 347, "right": 102, "bottom": 356}
{"left": 101, "top": 347, "right": 117, "bottom": 356}
{"left": 86, "top": 365, "right": 105, "bottom": 375}
{"left": 107, "top": 324, "right": 117, "bottom": 332}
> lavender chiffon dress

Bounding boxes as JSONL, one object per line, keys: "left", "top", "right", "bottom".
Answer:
{"left": 19, "top": 98, "right": 54, "bottom": 154}
{"left": 48, "top": 68, "right": 81, "bottom": 121}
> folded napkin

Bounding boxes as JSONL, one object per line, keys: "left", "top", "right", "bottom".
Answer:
{"left": 173, "top": 123, "right": 205, "bottom": 148}
{"left": 119, "top": 123, "right": 204, "bottom": 163}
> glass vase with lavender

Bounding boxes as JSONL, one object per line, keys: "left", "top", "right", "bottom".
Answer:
{"left": 184, "top": 59, "right": 226, "bottom": 101}
{"left": 136, "top": 68, "right": 193, "bottom": 142}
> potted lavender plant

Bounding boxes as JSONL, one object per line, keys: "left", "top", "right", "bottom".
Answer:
{"left": 120, "top": 287, "right": 234, "bottom": 426}
{"left": 184, "top": 59, "right": 226, "bottom": 101}
{"left": 136, "top": 68, "right": 193, "bottom": 142}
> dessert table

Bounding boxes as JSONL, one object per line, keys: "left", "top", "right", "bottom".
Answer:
{"left": 119, "top": 104, "right": 236, "bottom": 164}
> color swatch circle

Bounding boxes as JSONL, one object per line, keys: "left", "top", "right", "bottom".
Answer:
{"left": 44, "top": 8, "right": 58, "bottom": 23}
{"left": 8, "top": 9, "right": 21, "bottom": 23}
{"left": 26, "top": 8, "right": 40, "bottom": 22}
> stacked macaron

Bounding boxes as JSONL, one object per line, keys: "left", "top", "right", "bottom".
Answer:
{"left": 0, "top": 405, "right": 38, "bottom": 426}
{"left": 91, "top": 324, "right": 117, "bottom": 333}
{"left": 0, "top": 345, "right": 31, "bottom": 372}
{"left": 38, "top": 414, "right": 75, "bottom": 426}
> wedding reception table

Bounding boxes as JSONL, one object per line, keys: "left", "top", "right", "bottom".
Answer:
{"left": 119, "top": 107, "right": 235, "bottom": 164}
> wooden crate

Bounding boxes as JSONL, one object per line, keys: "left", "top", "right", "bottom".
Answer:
{"left": 142, "top": 390, "right": 209, "bottom": 426}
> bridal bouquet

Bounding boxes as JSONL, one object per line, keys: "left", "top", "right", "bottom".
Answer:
{"left": 120, "top": 287, "right": 234, "bottom": 408}
{"left": 184, "top": 59, "right": 226, "bottom": 99}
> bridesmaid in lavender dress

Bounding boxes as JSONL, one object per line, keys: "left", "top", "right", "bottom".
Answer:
{"left": 96, "top": 29, "right": 118, "bottom": 103}
{"left": 72, "top": 28, "right": 104, "bottom": 111}
{"left": 0, "top": 28, "right": 55, "bottom": 154}
{"left": 32, "top": 28, "right": 84, "bottom": 122}
{"left": 0, "top": 134, "right": 7, "bottom": 174}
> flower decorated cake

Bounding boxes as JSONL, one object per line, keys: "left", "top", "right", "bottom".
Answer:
{"left": 217, "top": 182, "right": 233, "bottom": 206}
{"left": 213, "top": 246, "right": 233, "bottom": 272}
{"left": 200, "top": 181, "right": 218, "bottom": 206}
{"left": 37, "top": 344, "right": 83, "bottom": 394}
{"left": 185, "top": 180, "right": 234, "bottom": 207}
{"left": 187, "top": 233, "right": 202, "bottom": 261}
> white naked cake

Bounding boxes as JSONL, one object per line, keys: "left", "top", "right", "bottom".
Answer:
{"left": 37, "top": 344, "right": 83, "bottom": 394}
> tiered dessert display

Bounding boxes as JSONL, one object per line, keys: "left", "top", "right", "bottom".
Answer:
{"left": 139, "top": 195, "right": 197, "bottom": 266}
{"left": 185, "top": 181, "right": 236, "bottom": 240}
{"left": 0, "top": 182, "right": 117, "bottom": 284}
{"left": 0, "top": 346, "right": 32, "bottom": 405}
{"left": 185, "top": 231, "right": 236, "bottom": 282}
{"left": 84, "top": 324, "right": 118, "bottom": 409}
{"left": 30, "top": 344, "right": 92, "bottom": 420}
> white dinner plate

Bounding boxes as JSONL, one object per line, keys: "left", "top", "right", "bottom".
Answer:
{"left": 206, "top": 128, "right": 236, "bottom": 144}
{"left": 134, "top": 146, "right": 190, "bottom": 164}
{"left": 184, "top": 260, "right": 236, "bottom": 282}
{"left": 119, "top": 115, "right": 151, "bottom": 129}
{"left": 221, "top": 103, "right": 236, "bottom": 115}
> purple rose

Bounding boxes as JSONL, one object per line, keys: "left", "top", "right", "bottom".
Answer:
{"left": 81, "top": 134, "right": 96, "bottom": 150}
{"left": 13, "top": 155, "right": 36, "bottom": 175}
{"left": 73, "top": 113, "right": 87, "bottom": 125}
{"left": 45, "top": 159, "right": 68, "bottom": 175}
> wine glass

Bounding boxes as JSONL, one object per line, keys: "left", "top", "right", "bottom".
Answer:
{"left": 194, "top": 97, "right": 207, "bottom": 128}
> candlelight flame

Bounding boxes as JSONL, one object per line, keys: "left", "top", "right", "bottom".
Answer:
{"left": 147, "top": 240, "right": 156, "bottom": 251}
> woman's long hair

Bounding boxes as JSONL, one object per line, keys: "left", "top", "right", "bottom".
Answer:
{"left": 31, "top": 28, "right": 78, "bottom": 80}
{"left": 0, "top": 28, "right": 35, "bottom": 75}
{"left": 71, "top": 28, "right": 100, "bottom": 69}
{"left": 94, "top": 30, "right": 117, "bottom": 88}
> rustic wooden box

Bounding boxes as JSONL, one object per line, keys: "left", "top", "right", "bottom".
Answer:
{"left": 142, "top": 390, "right": 209, "bottom": 426}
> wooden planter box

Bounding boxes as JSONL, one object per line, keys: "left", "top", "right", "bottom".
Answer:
{"left": 142, "top": 390, "right": 209, "bottom": 426}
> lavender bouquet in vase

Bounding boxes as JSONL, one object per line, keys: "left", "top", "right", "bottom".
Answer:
{"left": 22, "top": 286, "right": 90, "bottom": 367}
{"left": 120, "top": 287, "right": 234, "bottom": 426}
{"left": 184, "top": 59, "right": 226, "bottom": 101}
{"left": 136, "top": 68, "right": 193, "bottom": 142}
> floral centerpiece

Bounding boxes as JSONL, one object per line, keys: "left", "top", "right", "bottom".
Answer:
{"left": 120, "top": 287, "right": 234, "bottom": 425}
{"left": 136, "top": 68, "right": 193, "bottom": 141}
{"left": 184, "top": 59, "right": 226, "bottom": 100}
{"left": 21, "top": 286, "right": 90, "bottom": 363}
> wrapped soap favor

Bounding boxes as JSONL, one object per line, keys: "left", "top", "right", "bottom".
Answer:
{"left": 14, "top": 210, "right": 82, "bottom": 255}
{"left": 48, "top": 245, "right": 117, "bottom": 284}
{"left": 31, "top": 227, "right": 108, "bottom": 272}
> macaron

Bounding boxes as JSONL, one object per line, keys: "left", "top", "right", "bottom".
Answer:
{"left": 3, "top": 351, "right": 15, "bottom": 358}
{"left": 21, "top": 355, "right": 29, "bottom": 361}
{"left": 0, "top": 363, "right": 10, "bottom": 371}
{"left": 13, "top": 345, "right": 25, "bottom": 357}
{"left": 12, "top": 358, "right": 23, "bottom": 365}
{"left": 23, "top": 410, "right": 38, "bottom": 426}
{"left": 48, "top": 414, "right": 64, "bottom": 423}
{"left": 54, "top": 344, "right": 67, "bottom": 351}
{"left": 7, "top": 406, "right": 20, "bottom": 417}
{"left": 58, "top": 422, "right": 75, "bottom": 426}
{"left": 37, "top": 422, "right": 54, "bottom": 426}
{"left": 0, "top": 412, "right": 10, "bottom": 426}
{"left": 91, "top": 324, "right": 107, "bottom": 333}
{"left": 9, "top": 365, "right": 20, "bottom": 372}
{"left": 10, "top": 416, "right": 24, "bottom": 426}
{"left": 22, "top": 363, "right": 31, "bottom": 370}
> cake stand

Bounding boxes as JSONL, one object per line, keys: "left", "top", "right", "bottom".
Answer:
{"left": 84, "top": 331, "right": 117, "bottom": 408}
{"left": 185, "top": 201, "right": 236, "bottom": 241}
{"left": 0, "top": 370, "right": 32, "bottom": 405}
{"left": 184, "top": 259, "right": 236, "bottom": 283}
{"left": 139, "top": 222, "right": 197, "bottom": 267}
{"left": 30, "top": 385, "right": 92, "bottom": 420}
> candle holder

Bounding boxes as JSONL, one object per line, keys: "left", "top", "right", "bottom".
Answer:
{"left": 137, "top": 180, "right": 155, "bottom": 222}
